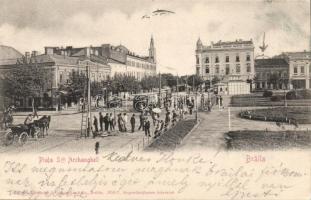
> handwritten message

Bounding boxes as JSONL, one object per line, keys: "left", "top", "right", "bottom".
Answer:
{"left": 1, "top": 151, "right": 310, "bottom": 200}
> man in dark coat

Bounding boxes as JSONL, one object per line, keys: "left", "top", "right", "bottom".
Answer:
{"left": 138, "top": 112, "right": 144, "bottom": 131}
{"left": 103, "top": 113, "right": 109, "bottom": 132}
{"left": 144, "top": 118, "right": 151, "bottom": 137}
{"left": 99, "top": 112, "right": 104, "bottom": 132}
{"left": 93, "top": 116, "right": 98, "bottom": 138}
{"left": 130, "top": 114, "right": 135, "bottom": 133}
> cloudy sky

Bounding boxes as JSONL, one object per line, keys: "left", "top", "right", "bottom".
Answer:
{"left": 0, "top": 0, "right": 310, "bottom": 74}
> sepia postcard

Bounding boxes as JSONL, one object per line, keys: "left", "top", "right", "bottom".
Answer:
{"left": 0, "top": 0, "right": 310, "bottom": 199}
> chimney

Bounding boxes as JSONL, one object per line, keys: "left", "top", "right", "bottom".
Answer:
{"left": 31, "top": 51, "right": 38, "bottom": 57}
{"left": 85, "top": 47, "right": 90, "bottom": 57}
{"left": 25, "top": 52, "right": 30, "bottom": 63}
{"left": 45, "top": 47, "right": 54, "bottom": 55}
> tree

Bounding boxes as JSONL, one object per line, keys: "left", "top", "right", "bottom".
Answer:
{"left": 269, "top": 73, "right": 281, "bottom": 89}
{"left": 187, "top": 75, "right": 203, "bottom": 89}
{"left": 111, "top": 74, "right": 141, "bottom": 94}
{"left": 140, "top": 75, "right": 160, "bottom": 91}
{"left": 1, "top": 64, "right": 52, "bottom": 110}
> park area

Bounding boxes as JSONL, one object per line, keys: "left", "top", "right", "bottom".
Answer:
{"left": 225, "top": 130, "right": 311, "bottom": 150}
{"left": 239, "top": 106, "right": 311, "bottom": 124}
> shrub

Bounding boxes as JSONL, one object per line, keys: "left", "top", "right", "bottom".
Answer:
{"left": 263, "top": 90, "right": 273, "bottom": 97}
{"left": 286, "top": 90, "right": 297, "bottom": 100}
{"left": 271, "top": 95, "right": 284, "bottom": 102}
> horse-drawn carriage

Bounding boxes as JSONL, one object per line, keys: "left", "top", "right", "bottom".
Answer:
{"left": 3, "top": 115, "right": 51, "bottom": 146}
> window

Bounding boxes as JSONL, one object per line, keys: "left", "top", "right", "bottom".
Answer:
{"left": 99, "top": 73, "right": 102, "bottom": 77}
{"left": 236, "top": 55, "right": 240, "bottom": 62}
{"left": 236, "top": 64, "right": 241, "bottom": 73}
{"left": 246, "top": 54, "right": 250, "bottom": 61}
{"left": 196, "top": 56, "right": 199, "bottom": 64}
{"left": 205, "top": 57, "right": 209, "bottom": 63}
{"left": 225, "top": 64, "right": 230, "bottom": 75}
{"left": 215, "top": 65, "right": 220, "bottom": 73}
{"left": 215, "top": 56, "right": 219, "bottom": 63}
{"left": 205, "top": 65, "right": 209, "bottom": 73}
{"left": 59, "top": 71, "right": 63, "bottom": 83}
{"left": 301, "top": 66, "right": 305, "bottom": 74}
{"left": 246, "top": 63, "right": 251, "bottom": 72}
{"left": 294, "top": 66, "right": 298, "bottom": 74}
{"left": 92, "top": 73, "right": 95, "bottom": 77}
{"left": 226, "top": 56, "right": 229, "bottom": 63}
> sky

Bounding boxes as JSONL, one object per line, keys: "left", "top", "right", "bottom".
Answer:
{"left": 0, "top": 0, "right": 310, "bottom": 75}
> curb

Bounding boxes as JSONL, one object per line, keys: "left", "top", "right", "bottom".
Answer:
{"left": 178, "top": 118, "right": 201, "bottom": 147}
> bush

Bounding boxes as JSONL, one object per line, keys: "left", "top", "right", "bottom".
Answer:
{"left": 286, "top": 90, "right": 297, "bottom": 100}
{"left": 263, "top": 90, "right": 273, "bottom": 97}
{"left": 271, "top": 95, "right": 284, "bottom": 102}
{"left": 299, "top": 89, "right": 311, "bottom": 99}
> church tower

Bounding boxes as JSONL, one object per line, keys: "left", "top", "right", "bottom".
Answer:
{"left": 149, "top": 35, "right": 156, "bottom": 63}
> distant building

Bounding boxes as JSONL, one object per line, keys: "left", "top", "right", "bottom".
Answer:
{"left": 281, "top": 51, "right": 311, "bottom": 89}
{"left": 195, "top": 38, "right": 255, "bottom": 94}
{"left": 47, "top": 36, "right": 157, "bottom": 80}
{"left": 100, "top": 36, "right": 156, "bottom": 80}
{"left": 0, "top": 48, "right": 110, "bottom": 109}
{"left": 254, "top": 58, "right": 289, "bottom": 90}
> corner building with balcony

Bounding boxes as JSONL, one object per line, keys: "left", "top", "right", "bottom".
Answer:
{"left": 195, "top": 38, "right": 255, "bottom": 94}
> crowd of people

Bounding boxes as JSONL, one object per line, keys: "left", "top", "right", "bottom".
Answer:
{"left": 91, "top": 94, "right": 198, "bottom": 139}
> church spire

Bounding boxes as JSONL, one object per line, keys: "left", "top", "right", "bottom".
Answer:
{"left": 149, "top": 35, "right": 156, "bottom": 63}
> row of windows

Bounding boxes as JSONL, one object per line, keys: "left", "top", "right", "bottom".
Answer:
{"left": 59, "top": 71, "right": 110, "bottom": 83}
{"left": 127, "top": 60, "right": 155, "bottom": 70}
{"left": 205, "top": 63, "right": 251, "bottom": 74}
{"left": 257, "top": 72, "right": 288, "bottom": 79}
{"left": 197, "top": 54, "right": 251, "bottom": 65}
{"left": 293, "top": 66, "right": 305, "bottom": 75}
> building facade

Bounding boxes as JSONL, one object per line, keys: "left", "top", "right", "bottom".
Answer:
{"left": 0, "top": 48, "right": 111, "bottom": 109}
{"left": 254, "top": 58, "right": 290, "bottom": 90}
{"left": 284, "top": 51, "right": 311, "bottom": 89}
{"left": 195, "top": 38, "right": 255, "bottom": 94}
{"left": 102, "top": 36, "right": 156, "bottom": 80}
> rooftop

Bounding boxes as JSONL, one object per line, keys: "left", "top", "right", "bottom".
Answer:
{"left": 255, "top": 58, "right": 289, "bottom": 67}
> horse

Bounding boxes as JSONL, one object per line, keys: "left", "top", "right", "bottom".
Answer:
{"left": 33, "top": 115, "right": 51, "bottom": 138}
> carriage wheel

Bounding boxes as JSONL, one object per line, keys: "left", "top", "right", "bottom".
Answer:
{"left": 18, "top": 132, "right": 28, "bottom": 145}
{"left": 4, "top": 131, "right": 14, "bottom": 146}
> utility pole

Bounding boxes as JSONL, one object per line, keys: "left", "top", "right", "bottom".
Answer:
{"left": 176, "top": 74, "right": 179, "bottom": 97}
{"left": 158, "top": 73, "right": 161, "bottom": 108}
{"left": 87, "top": 63, "right": 92, "bottom": 137}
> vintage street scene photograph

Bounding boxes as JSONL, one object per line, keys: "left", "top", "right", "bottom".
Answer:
{"left": 0, "top": 0, "right": 310, "bottom": 154}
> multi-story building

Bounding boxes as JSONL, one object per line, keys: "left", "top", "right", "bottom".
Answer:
{"left": 0, "top": 48, "right": 111, "bottom": 109}
{"left": 254, "top": 58, "right": 289, "bottom": 90}
{"left": 195, "top": 38, "right": 255, "bottom": 94}
{"left": 282, "top": 51, "right": 311, "bottom": 89}
{"left": 53, "top": 36, "right": 157, "bottom": 80}
{"left": 100, "top": 36, "right": 156, "bottom": 80}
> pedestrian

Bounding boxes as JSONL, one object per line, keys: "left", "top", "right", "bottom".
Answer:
{"left": 153, "top": 120, "right": 160, "bottom": 138}
{"left": 109, "top": 113, "right": 114, "bottom": 131}
{"left": 138, "top": 112, "right": 144, "bottom": 131}
{"left": 93, "top": 116, "right": 98, "bottom": 138}
{"left": 117, "top": 113, "right": 123, "bottom": 132}
{"left": 99, "top": 112, "right": 104, "bottom": 132}
{"left": 165, "top": 112, "right": 171, "bottom": 130}
{"left": 123, "top": 113, "right": 128, "bottom": 132}
{"left": 172, "top": 110, "right": 178, "bottom": 126}
{"left": 130, "top": 114, "right": 135, "bottom": 133}
{"left": 144, "top": 118, "right": 151, "bottom": 137}
{"left": 220, "top": 96, "right": 223, "bottom": 107}
{"left": 189, "top": 102, "right": 194, "bottom": 115}
{"left": 103, "top": 113, "right": 109, "bottom": 132}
